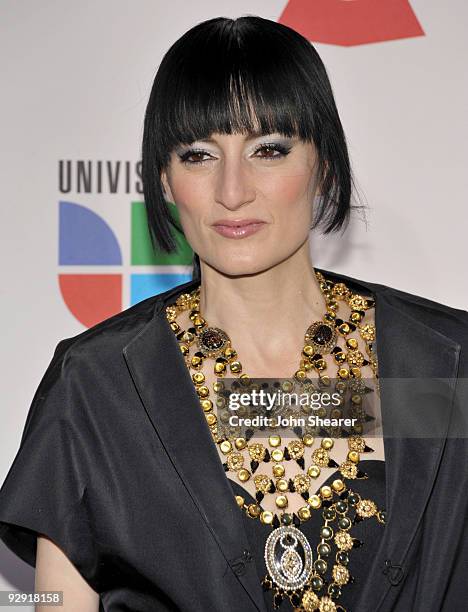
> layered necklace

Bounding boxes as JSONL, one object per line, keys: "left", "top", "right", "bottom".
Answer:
{"left": 165, "top": 270, "right": 385, "bottom": 612}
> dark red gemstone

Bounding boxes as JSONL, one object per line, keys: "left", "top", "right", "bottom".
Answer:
{"left": 312, "top": 324, "right": 333, "bottom": 345}
{"left": 200, "top": 328, "right": 224, "bottom": 349}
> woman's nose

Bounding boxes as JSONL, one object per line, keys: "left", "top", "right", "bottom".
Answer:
{"left": 214, "top": 158, "right": 256, "bottom": 210}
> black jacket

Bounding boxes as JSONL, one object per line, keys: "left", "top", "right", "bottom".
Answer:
{"left": 0, "top": 267, "right": 467, "bottom": 612}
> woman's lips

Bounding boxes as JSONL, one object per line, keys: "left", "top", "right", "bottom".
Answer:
{"left": 211, "top": 222, "right": 266, "bottom": 239}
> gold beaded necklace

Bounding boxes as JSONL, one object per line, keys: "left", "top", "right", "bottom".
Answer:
{"left": 165, "top": 270, "right": 385, "bottom": 612}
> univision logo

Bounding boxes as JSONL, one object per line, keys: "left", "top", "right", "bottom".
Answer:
{"left": 58, "top": 200, "right": 193, "bottom": 328}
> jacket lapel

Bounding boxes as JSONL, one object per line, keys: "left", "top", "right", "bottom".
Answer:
{"left": 318, "top": 268, "right": 461, "bottom": 611}
{"left": 122, "top": 278, "right": 267, "bottom": 611}
{"left": 122, "top": 270, "right": 461, "bottom": 612}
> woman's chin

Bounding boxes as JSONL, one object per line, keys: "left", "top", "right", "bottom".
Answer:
{"left": 204, "top": 256, "right": 280, "bottom": 278}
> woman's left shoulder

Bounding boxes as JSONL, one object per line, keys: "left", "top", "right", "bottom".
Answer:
{"left": 368, "top": 278, "right": 468, "bottom": 351}
{"left": 327, "top": 266, "right": 468, "bottom": 351}
{"left": 321, "top": 267, "right": 468, "bottom": 328}
{"left": 378, "top": 281, "right": 468, "bottom": 322}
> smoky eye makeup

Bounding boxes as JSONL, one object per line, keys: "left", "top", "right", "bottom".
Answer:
{"left": 175, "top": 135, "right": 295, "bottom": 166}
{"left": 251, "top": 141, "right": 293, "bottom": 161}
{"left": 177, "top": 147, "right": 212, "bottom": 165}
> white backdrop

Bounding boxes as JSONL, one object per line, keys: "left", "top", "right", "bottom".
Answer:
{"left": 1, "top": 0, "right": 467, "bottom": 601}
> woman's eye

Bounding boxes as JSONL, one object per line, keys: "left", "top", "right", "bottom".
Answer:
{"left": 179, "top": 150, "right": 212, "bottom": 165}
{"left": 178, "top": 143, "right": 291, "bottom": 166}
{"left": 254, "top": 143, "right": 291, "bottom": 160}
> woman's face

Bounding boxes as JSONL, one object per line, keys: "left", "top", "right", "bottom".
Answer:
{"left": 161, "top": 131, "right": 321, "bottom": 276}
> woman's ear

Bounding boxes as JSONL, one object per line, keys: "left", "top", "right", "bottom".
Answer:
{"left": 160, "top": 170, "right": 173, "bottom": 202}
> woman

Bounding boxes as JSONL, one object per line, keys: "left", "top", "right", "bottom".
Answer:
{"left": 0, "top": 15, "right": 467, "bottom": 612}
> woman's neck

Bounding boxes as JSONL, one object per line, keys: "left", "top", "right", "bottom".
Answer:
{"left": 196, "top": 242, "right": 327, "bottom": 372}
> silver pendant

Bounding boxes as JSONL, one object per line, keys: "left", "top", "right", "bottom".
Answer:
{"left": 264, "top": 525, "right": 313, "bottom": 591}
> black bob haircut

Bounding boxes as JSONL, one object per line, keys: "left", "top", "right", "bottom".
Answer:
{"left": 142, "top": 15, "right": 365, "bottom": 278}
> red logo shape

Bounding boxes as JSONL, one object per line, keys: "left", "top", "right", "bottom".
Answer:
{"left": 278, "top": 0, "right": 424, "bottom": 46}
{"left": 59, "top": 274, "right": 122, "bottom": 328}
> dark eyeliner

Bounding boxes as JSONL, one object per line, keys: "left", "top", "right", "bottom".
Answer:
{"left": 254, "top": 142, "right": 292, "bottom": 158}
{"left": 178, "top": 148, "right": 210, "bottom": 165}
{"left": 177, "top": 141, "right": 292, "bottom": 165}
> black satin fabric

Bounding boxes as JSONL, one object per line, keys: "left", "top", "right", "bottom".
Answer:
{"left": 0, "top": 269, "right": 467, "bottom": 612}
{"left": 0, "top": 306, "right": 253, "bottom": 611}
{"left": 229, "top": 460, "right": 386, "bottom": 612}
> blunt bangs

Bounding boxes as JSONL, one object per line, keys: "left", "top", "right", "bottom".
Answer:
{"left": 142, "top": 15, "right": 365, "bottom": 261}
